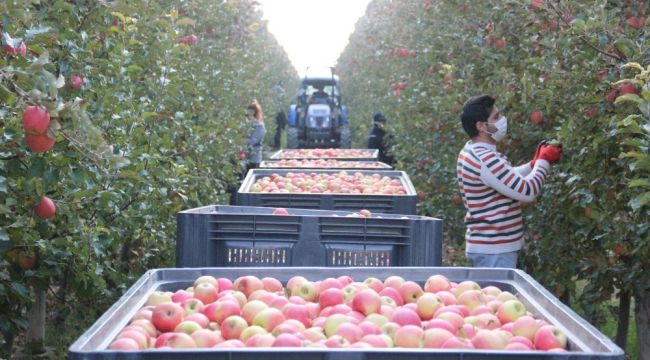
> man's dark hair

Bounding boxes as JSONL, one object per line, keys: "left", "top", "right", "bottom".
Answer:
{"left": 373, "top": 112, "right": 386, "bottom": 123}
{"left": 460, "top": 95, "right": 495, "bottom": 137}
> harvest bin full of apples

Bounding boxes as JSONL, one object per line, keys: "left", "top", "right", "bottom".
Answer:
{"left": 269, "top": 148, "right": 379, "bottom": 161}
{"left": 236, "top": 169, "right": 417, "bottom": 214}
{"left": 68, "top": 267, "right": 624, "bottom": 359}
{"left": 260, "top": 159, "right": 393, "bottom": 170}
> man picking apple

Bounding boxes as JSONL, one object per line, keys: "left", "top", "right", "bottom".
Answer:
{"left": 456, "top": 95, "right": 561, "bottom": 268}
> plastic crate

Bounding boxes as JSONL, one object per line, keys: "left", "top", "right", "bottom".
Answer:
{"left": 176, "top": 205, "right": 441, "bottom": 267}
{"left": 69, "top": 267, "right": 625, "bottom": 360}
{"left": 237, "top": 169, "right": 417, "bottom": 214}
{"left": 260, "top": 160, "right": 393, "bottom": 170}
{"left": 269, "top": 148, "right": 379, "bottom": 161}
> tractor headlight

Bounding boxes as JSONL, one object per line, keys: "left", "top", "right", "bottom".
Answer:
{"left": 322, "top": 117, "right": 331, "bottom": 127}
{"left": 308, "top": 116, "right": 317, "bottom": 127}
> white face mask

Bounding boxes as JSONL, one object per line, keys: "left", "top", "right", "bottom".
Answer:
{"left": 487, "top": 115, "right": 507, "bottom": 142}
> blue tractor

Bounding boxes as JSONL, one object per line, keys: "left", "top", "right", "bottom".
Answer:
{"left": 287, "top": 73, "right": 351, "bottom": 149}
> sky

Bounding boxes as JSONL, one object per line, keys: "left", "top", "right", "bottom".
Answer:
{"left": 257, "top": 0, "right": 372, "bottom": 76}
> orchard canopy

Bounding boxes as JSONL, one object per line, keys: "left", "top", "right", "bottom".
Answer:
{"left": 1, "top": 0, "right": 649, "bottom": 359}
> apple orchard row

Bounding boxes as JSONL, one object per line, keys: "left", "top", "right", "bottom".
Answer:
{"left": 109, "top": 274, "right": 569, "bottom": 351}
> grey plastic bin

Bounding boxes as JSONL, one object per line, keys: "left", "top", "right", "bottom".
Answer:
{"left": 260, "top": 160, "right": 393, "bottom": 170}
{"left": 176, "top": 205, "right": 442, "bottom": 267}
{"left": 269, "top": 149, "right": 379, "bottom": 161}
{"left": 69, "top": 267, "right": 625, "bottom": 359}
{"left": 237, "top": 169, "right": 417, "bottom": 214}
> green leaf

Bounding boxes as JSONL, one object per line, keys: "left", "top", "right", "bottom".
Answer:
{"left": 11, "top": 282, "right": 29, "bottom": 297}
{"left": 614, "top": 38, "right": 636, "bottom": 58}
{"left": 177, "top": 18, "right": 197, "bottom": 26}
{"left": 0, "top": 176, "right": 6, "bottom": 192}
{"left": 614, "top": 93, "right": 642, "bottom": 106}
{"left": 0, "top": 85, "right": 17, "bottom": 105}
{"left": 629, "top": 179, "right": 650, "bottom": 188}
{"left": 629, "top": 192, "right": 650, "bottom": 212}
{"left": 24, "top": 25, "right": 51, "bottom": 40}
{"left": 27, "top": 51, "right": 50, "bottom": 71}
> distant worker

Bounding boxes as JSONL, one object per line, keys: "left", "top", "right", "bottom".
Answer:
{"left": 274, "top": 110, "right": 287, "bottom": 149}
{"left": 245, "top": 99, "right": 266, "bottom": 171}
{"left": 367, "top": 112, "right": 394, "bottom": 166}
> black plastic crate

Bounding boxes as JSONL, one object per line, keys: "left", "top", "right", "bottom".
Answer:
{"left": 176, "top": 205, "right": 441, "bottom": 267}
{"left": 236, "top": 169, "right": 416, "bottom": 214}
{"left": 269, "top": 148, "right": 379, "bottom": 161}
{"left": 69, "top": 267, "right": 625, "bottom": 360}
{"left": 260, "top": 160, "right": 393, "bottom": 170}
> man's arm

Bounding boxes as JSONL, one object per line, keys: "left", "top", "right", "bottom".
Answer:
{"left": 475, "top": 150, "right": 550, "bottom": 202}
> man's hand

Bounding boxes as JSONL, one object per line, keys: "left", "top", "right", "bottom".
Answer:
{"left": 537, "top": 144, "right": 562, "bottom": 164}
{"left": 529, "top": 142, "right": 545, "bottom": 167}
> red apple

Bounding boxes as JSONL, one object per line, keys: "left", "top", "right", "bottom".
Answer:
{"left": 203, "top": 300, "right": 240, "bottom": 323}
{"left": 497, "top": 299, "right": 527, "bottom": 324}
{"left": 220, "top": 315, "right": 248, "bottom": 339}
{"left": 174, "top": 320, "right": 202, "bottom": 335}
{"left": 618, "top": 83, "right": 637, "bottom": 95}
{"left": 252, "top": 307, "right": 285, "bottom": 332}
{"left": 534, "top": 325, "right": 567, "bottom": 350}
{"left": 22, "top": 106, "right": 50, "bottom": 135}
{"left": 272, "top": 207, "right": 289, "bottom": 215}
{"left": 240, "top": 325, "right": 268, "bottom": 342}
{"left": 117, "top": 329, "right": 148, "bottom": 349}
{"left": 191, "top": 328, "right": 223, "bottom": 347}
{"left": 398, "top": 281, "right": 424, "bottom": 303}
{"left": 25, "top": 134, "right": 55, "bottom": 153}
{"left": 390, "top": 307, "right": 420, "bottom": 327}
{"left": 181, "top": 298, "right": 204, "bottom": 316}
{"left": 471, "top": 329, "right": 508, "bottom": 349}
{"left": 262, "top": 277, "right": 283, "bottom": 292}
{"left": 423, "top": 328, "right": 455, "bottom": 348}
{"left": 530, "top": 111, "right": 544, "bottom": 125}
{"left": 151, "top": 302, "right": 184, "bottom": 332}
{"left": 272, "top": 333, "right": 302, "bottom": 347}
{"left": 394, "top": 324, "right": 424, "bottom": 348}
{"left": 154, "top": 332, "right": 196, "bottom": 348}
{"left": 193, "top": 282, "right": 219, "bottom": 305}
{"left": 109, "top": 337, "right": 140, "bottom": 350}
{"left": 416, "top": 292, "right": 444, "bottom": 320}
{"left": 351, "top": 289, "right": 382, "bottom": 316}
{"left": 245, "top": 333, "right": 276, "bottom": 347}
{"left": 34, "top": 196, "right": 56, "bottom": 219}
{"left": 68, "top": 75, "right": 84, "bottom": 90}
{"left": 233, "top": 275, "right": 264, "bottom": 297}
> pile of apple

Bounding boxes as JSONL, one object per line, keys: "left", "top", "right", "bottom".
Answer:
{"left": 277, "top": 149, "right": 375, "bottom": 159}
{"left": 108, "top": 274, "right": 569, "bottom": 352}
{"left": 249, "top": 172, "right": 406, "bottom": 195}
{"left": 264, "top": 159, "right": 388, "bottom": 169}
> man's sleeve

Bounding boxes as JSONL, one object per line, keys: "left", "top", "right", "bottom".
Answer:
{"left": 514, "top": 163, "right": 532, "bottom": 176}
{"left": 474, "top": 149, "right": 549, "bottom": 202}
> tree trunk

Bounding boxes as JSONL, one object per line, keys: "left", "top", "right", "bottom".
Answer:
{"left": 615, "top": 289, "right": 630, "bottom": 351}
{"left": 26, "top": 289, "right": 46, "bottom": 354}
{"left": 635, "top": 285, "right": 650, "bottom": 360}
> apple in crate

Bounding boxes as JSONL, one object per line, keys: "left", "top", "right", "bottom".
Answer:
{"left": 272, "top": 207, "right": 289, "bottom": 215}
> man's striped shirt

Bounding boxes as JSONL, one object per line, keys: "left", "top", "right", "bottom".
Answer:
{"left": 456, "top": 141, "right": 550, "bottom": 254}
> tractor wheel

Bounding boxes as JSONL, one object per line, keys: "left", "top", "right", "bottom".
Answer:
{"left": 287, "top": 127, "right": 299, "bottom": 149}
{"left": 340, "top": 127, "right": 351, "bottom": 149}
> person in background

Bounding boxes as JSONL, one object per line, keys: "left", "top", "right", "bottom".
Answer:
{"left": 273, "top": 110, "right": 287, "bottom": 149}
{"left": 245, "top": 99, "right": 266, "bottom": 171}
{"left": 229, "top": 100, "right": 266, "bottom": 205}
{"left": 456, "top": 95, "right": 562, "bottom": 268}
{"left": 367, "top": 112, "right": 394, "bottom": 166}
